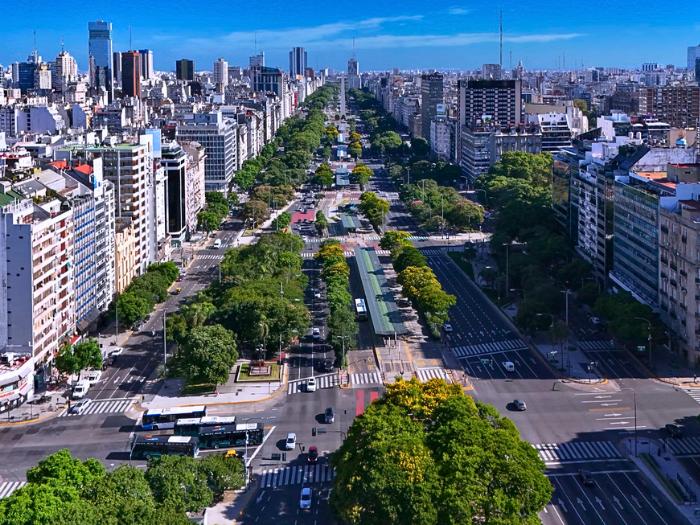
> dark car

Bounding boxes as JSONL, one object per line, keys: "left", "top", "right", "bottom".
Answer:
{"left": 321, "top": 359, "right": 334, "bottom": 373}
{"left": 578, "top": 469, "right": 596, "bottom": 487}
{"left": 307, "top": 446, "right": 319, "bottom": 463}
{"left": 665, "top": 423, "right": 683, "bottom": 438}
{"left": 324, "top": 407, "right": 335, "bottom": 424}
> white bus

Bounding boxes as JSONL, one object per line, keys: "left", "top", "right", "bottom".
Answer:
{"left": 354, "top": 298, "right": 368, "bottom": 321}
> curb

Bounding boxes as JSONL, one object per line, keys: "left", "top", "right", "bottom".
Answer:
{"left": 622, "top": 348, "right": 700, "bottom": 389}
{"left": 0, "top": 407, "right": 64, "bottom": 428}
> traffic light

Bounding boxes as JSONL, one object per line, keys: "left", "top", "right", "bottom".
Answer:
{"left": 312, "top": 427, "right": 317, "bottom": 436}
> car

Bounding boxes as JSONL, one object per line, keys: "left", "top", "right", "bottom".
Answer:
{"left": 512, "top": 399, "right": 527, "bottom": 411}
{"left": 306, "top": 377, "right": 317, "bottom": 392}
{"left": 320, "top": 359, "right": 334, "bottom": 373}
{"left": 79, "top": 369, "right": 102, "bottom": 386}
{"left": 443, "top": 322, "right": 453, "bottom": 333}
{"left": 72, "top": 381, "right": 90, "bottom": 400}
{"left": 590, "top": 316, "right": 602, "bottom": 325}
{"left": 578, "top": 469, "right": 596, "bottom": 487}
{"left": 68, "top": 398, "right": 92, "bottom": 414}
{"left": 285, "top": 432, "right": 297, "bottom": 450}
{"left": 299, "top": 487, "right": 312, "bottom": 510}
{"left": 324, "top": 407, "right": 335, "bottom": 424}
{"left": 502, "top": 361, "right": 515, "bottom": 372}
{"left": 312, "top": 327, "right": 322, "bottom": 339}
{"left": 307, "top": 446, "right": 319, "bottom": 463}
{"left": 213, "top": 239, "right": 222, "bottom": 249}
{"left": 665, "top": 423, "right": 683, "bottom": 438}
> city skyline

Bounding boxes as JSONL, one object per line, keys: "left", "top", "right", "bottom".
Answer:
{"left": 1, "top": 0, "right": 699, "bottom": 72}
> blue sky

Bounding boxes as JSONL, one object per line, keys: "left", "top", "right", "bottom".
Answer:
{"left": 2, "top": 1, "right": 699, "bottom": 72}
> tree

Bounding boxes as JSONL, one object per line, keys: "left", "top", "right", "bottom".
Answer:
{"left": 446, "top": 200, "right": 484, "bottom": 231}
{"left": 392, "top": 245, "right": 428, "bottom": 273}
{"left": 359, "top": 191, "right": 390, "bottom": 230}
{"left": 351, "top": 163, "right": 373, "bottom": 189}
{"left": 145, "top": 455, "right": 213, "bottom": 513}
{"left": 331, "top": 379, "right": 551, "bottom": 525}
{"left": 380, "top": 230, "right": 411, "bottom": 252}
{"left": 315, "top": 210, "right": 329, "bottom": 235}
{"left": 314, "top": 163, "right": 334, "bottom": 188}
{"left": 115, "top": 292, "right": 151, "bottom": 328}
{"left": 177, "top": 324, "right": 238, "bottom": 385}
{"left": 241, "top": 199, "right": 269, "bottom": 226}
{"left": 197, "top": 210, "right": 220, "bottom": 233}
{"left": 411, "top": 137, "right": 430, "bottom": 158}
{"left": 55, "top": 339, "right": 103, "bottom": 375}
{"left": 26, "top": 449, "right": 105, "bottom": 488}
{"left": 198, "top": 454, "right": 245, "bottom": 498}
{"left": 272, "top": 211, "right": 291, "bottom": 231}
{"left": 348, "top": 141, "right": 362, "bottom": 159}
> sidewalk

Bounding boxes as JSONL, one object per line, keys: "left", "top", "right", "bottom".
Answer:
{"left": 625, "top": 437, "right": 700, "bottom": 523}
{"left": 0, "top": 391, "right": 68, "bottom": 426}
{"left": 204, "top": 482, "right": 259, "bottom": 525}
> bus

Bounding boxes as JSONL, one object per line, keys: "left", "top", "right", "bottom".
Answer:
{"left": 174, "top": 415, "right": 237, "bottom": 437}
{"left": 354, "top": 298, "right": 368, "bottom": 321}
{"left": 141, "top": 405, "right": 207, "bottom": 430}
{"left": 198, "top": 423, "right": 265, "bottom": 449}
{"left": 131, "top": 434, "right": 200, "bottom": 460}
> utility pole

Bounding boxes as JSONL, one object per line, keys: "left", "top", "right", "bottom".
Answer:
{"left": 561, "top": 289, "right": 571, "bottom": 376}
{"left": 163, "top": 312, "right": 167, "bottom": 367}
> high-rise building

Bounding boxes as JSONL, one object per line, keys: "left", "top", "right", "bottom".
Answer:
{"left": 420, "top": 72, "right": 444, "bottom": 142}
{"left": 121, "top": 51, "right": 141, "bottom": 98}
{"left": 112, "top": 51, "right": 122, "bottom": 87}
{"left": 458, "top": 79, "right": 522, "bottom": 129}
{"left": 249, "top": 52, "right": 265, "bottom": 68}
{"left": 688, "top": 45, "right": 700, "bottom": 74}
{"left": 289, "top": 47, "right": 307, "bottom": 78}
{"left": 161, "top": 141, "right": 206, "bottom": 241}
{"left": 138, "top": 49, "right": 154, "bottom": 80}
{"left": 17, "top": 52, "right": 40, "bottom": 92}
{"left": 176, "top": 59, "right": 194, "bottom": 81}
{"left": 88, "top": 20, "right": 113, "bottom": 99}
{"left": 481, "top": 63, "right": 502, "bottom": 80}
{"left": 34, "top": 63, "right": 52, "bottom": 91}
{"left": 176, "top": 112, "right": 237, "bottom": 193}
{"left": 213, "top": 58, "right": 228, "bottom": 92}
{"left": 252, "top": 66, "right": 284, "bottom": 97}
{"left": 638, "top": 86, "right": 700, "bottom": 128}
{"left": 347, "top": 58, "right": 361, "bottom": 89}
{"left": 53, "top": 50, "right": 78, "bottom": 92}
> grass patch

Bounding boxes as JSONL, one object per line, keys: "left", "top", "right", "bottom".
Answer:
{"left": 237, "top": 362, "right": 281, "bottom": 382}
{"left": 182, "top": 383, "right": 217, "bottom": 395}
{"left": 448, "top": 251, "right": 475, "bottom": 280}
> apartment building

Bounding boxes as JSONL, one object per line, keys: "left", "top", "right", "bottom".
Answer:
{"left": 162, "top": 141, "right": 206, "bottom": 241}
{"left": 638, "top": 86, "right": 700, "bottom": 128}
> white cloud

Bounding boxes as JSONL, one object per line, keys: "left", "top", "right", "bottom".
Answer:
{"left": 448, "top": 7, "right": 470, "bottom": 15}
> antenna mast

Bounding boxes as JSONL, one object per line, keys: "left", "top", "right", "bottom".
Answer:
{"left": 499, "top": 10, "right": 503, "bottom": 71}
{"left": 129, "top": 25, "right": 132, "bottom": 50}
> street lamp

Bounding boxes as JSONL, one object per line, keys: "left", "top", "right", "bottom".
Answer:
{"left": 620, "top": 388, "right": 638, "bottom": 456}
{"left": 634, "top": 317, "right": 653, "bottom": 369}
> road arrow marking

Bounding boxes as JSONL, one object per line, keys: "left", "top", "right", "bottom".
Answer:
{"left": 609, "top": 421, "right": 632, "bottom": 425}
{"left": 558, "top": 498, "right": 569, "bottom": 513}
{"left": 576, "top": 497, "right": 586, "bottom": 510}
{"left": 631, "top": 495, "right": 642, "bottom": 508}
{"left": 595, "top": 496, "right": 605, "bottom": 510}
{"left": 604, "top": 413, "right": 623, "bottom": 417}
{"left": 613, "top": 496, "right": 623, "bottom": 509}
{"left": 599, "top": 402, "right": 619, "bottom": 407}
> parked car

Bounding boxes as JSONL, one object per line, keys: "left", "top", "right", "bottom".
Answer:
{"left": 502, "top": 361, "right": 515, "bottom": 372}
{"left": 306, "top": 377, "right": 317, "bottom": 392}
{"left": 299, "top": 487, "right": 312, "bottom": 510}
{"left": 285, "top": 432, "right": 297, "bottom": 450}
{"left": 68, "top": 398, "right": 91, "bottom": 415}
{"left": 307, "top": 446, "right": 319, "bottom": 463}
{"left": 324, "top": 407, "right": 335, "bottom": 424}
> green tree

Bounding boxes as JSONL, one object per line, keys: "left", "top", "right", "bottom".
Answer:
{"left": 392, "top": 245, "right": 428, "bottom": 273}
{"left": 116, "top": 292, "right": 151, "bottom": 328}
{"left": 198, "top": 454, "right": 246, "bottom": 498}
{"left": 380, "top": 230, "right": 412, "bottom": 252}
{"left": 55, "top": 339, "right": 102, "bottom": 375}
{"left": 0, "top": 483, "right": 97, "bottom": 525}
{"left": 26, "top": 449, "right": 105, "bottom": 488}
{"left": 241, "top": 199, "right": 270, "bottom": 226}
{"left": 348, "top": 141, "right": 363, "bottom": 159}
{"left": 351, "top": 163, "right": 373, "bottom": 189}
{"left": 177, "top": 324, "right": 238, "bottom": 385}
{"left": 315, "top": 210, "right": 329, "bottom": 235}
{"left": 359, "top": 191, "right": 390, "bottom": 230}
{"left": 145, "top": 455, "right": 213, "bottom": 513}
{"left": 410, "top": 137, "right": 430, "bottom": 158}
{"left": 197, "top": 210, "right": 220, "bottom": 233}
{"left": 314, "top": 163, "right": 334, "bottom": 188}
{"left": 272, "top": 211, "right": 292, "bottom": 231}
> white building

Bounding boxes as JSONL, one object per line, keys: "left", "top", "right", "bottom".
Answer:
{"left": 213, "top": 58, "right": 229, "bottom": 92}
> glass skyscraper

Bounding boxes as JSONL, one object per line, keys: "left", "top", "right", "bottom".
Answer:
{"left": 88, "top": 20, "right": 113, "bottom": 99}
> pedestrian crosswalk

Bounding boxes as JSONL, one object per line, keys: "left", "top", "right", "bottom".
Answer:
{"left": 288, "top": 373, "right": 339, "bottom": 394}
{"left": 578, "top": 340, "right": 615, "bottom": 352}
{"left": 682, "top": 388, "right": 700, "bottom": 406}
{"left": 58, "top": 397, "right": 135, "bottom": 417}
{"left": 259, "top": 464, "right": 336, "bottom": 488}
{"left": 416, "top": 367, "right": 451, "bottom": 383}
{"left": 533, "top": 441, "right": 621, "bottom": 463}
{"left": 196, "top": 254, "right": 224, "bottom": 260}
{"left": 301, "top": 249, "right": 389, "bottom": 259}
{"left": 0, "top": 481, "right": 26, "bottom": 499}
{"left": 664, "top": 437, "right": 700, "bottom": 456}
{"left": 350, "top": 371, "right": 382, "bottom": 386}
{"left": 451, "top": 339, "right": 527, "bottom": 359}
{"left": 421, "top": 248, "right": 444, "bottom": 256}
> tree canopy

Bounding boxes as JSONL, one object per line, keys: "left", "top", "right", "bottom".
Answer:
{"left": 331, "top": 379, "right": 552, "bottom": 525}
{"left": 55, "top": 339, "right": 103, "bottom": 376}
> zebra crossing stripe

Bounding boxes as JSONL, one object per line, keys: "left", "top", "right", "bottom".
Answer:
{"left": 60, "top": 398, "right": 134, "bottom": 417}
{"left": 666, "top": 437, "right": 700, "bottom": 456}
{"left": 451, "top": 339, "right": 527, "bottom": 359}
{"left": 350, "top": 372, "right": 381, "bottom": 385}
{"left": 260, "top": 465, "right": 336, "bottom": 488}
{"left": 0, "top": 481, "right": 27, "bottom": 499}
{"left": 288, "top": 373, "right": 339, "bottom": 394}
{"left": 533, "top": 441, "right": 621, "bottom": 463}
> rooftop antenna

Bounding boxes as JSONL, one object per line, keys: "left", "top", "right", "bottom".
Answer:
{"left": 254, "top": 31, "right": 257, "bottom": 53}
{"left": 32, "top": 30, "right": 37, "bottom": 60}
{"left": 499, "top": 10, "right": 503, "bottom": 71}
{"left": 60, "top": 37, "right": 65, "bottom": 53}
{"left": 129, "top": 25, "right": 132, "bottom": 50}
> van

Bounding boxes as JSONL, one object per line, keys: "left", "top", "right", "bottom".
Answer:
{"left": 502, "top": 361, "right": 515, "bottom": 373}
{"left": 72, "top": 381, "right": 90, "bottom": 399}
{"left": 213, "top": 239, "right": 222, "bottom": 249}
{"left": 80, "top": 369, "right": 102, "bottom": 386}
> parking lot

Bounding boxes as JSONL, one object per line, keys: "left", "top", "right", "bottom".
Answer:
{"left": 541, "top": 466, "right": 688, "bottom": 525}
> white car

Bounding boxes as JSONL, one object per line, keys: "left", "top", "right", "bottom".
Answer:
{"left": 299, "top": 487, "right": 312, "bottom": 510}
{"left": 443, "top": 323, "right": 453, "bottom": 333}
{"left": 68, "top": 398, "right": 92, "bottom": 415}
{"left": 72, "top": 381, "right": 90, "bottom": 400}
{"left": 312, "top": 327, "right": 321, "bottom": 340}
{"left": 79, "top": 369, "right": 102, "bottom": 386}
{"left": 503, "top": 361, "right": 515, "bottom": 373}
{"left": 285, "top": 432, "right": 297, "bottom": 450}
{"left": 306, "top": 377, "right": 317, "bottom": 392}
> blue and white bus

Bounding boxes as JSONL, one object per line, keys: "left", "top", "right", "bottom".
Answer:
{"left": 174, "top": 415, "right": 237, "bottom": 437}
{"left": 141, "top": 405, "right": 207, "bottom": 430}
{"left": 354, "top": 298, "right": 368, "bottom": 321}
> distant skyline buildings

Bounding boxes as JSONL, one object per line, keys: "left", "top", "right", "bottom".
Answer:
{"left": 289, "top": 47, "right": 307, "bottom": 78}
{"left": 88, "top": 20, "right": 113, "bottom": 99}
